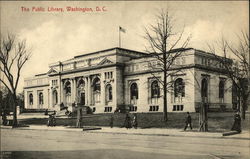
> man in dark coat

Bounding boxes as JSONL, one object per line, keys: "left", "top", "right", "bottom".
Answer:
{"left": 110, "top": 114, "right": 114, "bottom": 128}
{"left": 2, "top": 109, "right": 8, "bottom": 126}
{"left": 184, "top": 112, "right": 192, "bottom": 131}
{"left": 124, "top": 113, "right": 131, "bottom": 129}
{"left": 231, "top": 111, "right": 241, "bottom": 133}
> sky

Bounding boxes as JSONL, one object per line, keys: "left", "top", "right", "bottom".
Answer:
{"left": 0, "top": 1, "right": 249, "bottom": 93}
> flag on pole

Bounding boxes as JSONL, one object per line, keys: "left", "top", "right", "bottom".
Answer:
{"left": 119, "top": 26, "right": 126, "bottom": 33}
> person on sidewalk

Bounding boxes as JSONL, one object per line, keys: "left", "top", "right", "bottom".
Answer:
{"left": 110, "top": 114, "right": 114, "bottom": 128}
{"left": 132, "top": 113, "right": 138, "bottom": 129}
{"left": 76, "top": 107, "right": 82, "bottom": 128}
{"left": 124, "top": 113, "right": 131, "bottom": 129}
{"left": 184, "top": 112, "right": 192, "bottom": 131}
{"left": 231, "top": 111, "right": 241, "bottom": 133}
{"left": 2, "top": 109, "right": 8, "bottom": 126}
{"left": 47, "top": 114, "right": 56, "bottom": 127}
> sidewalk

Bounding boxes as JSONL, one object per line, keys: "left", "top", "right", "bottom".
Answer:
{"left": 89, "top": 127, "right": 250, "bottom": 140}
{"left": 1, "top": 125, "right": 249, "bottom": 140}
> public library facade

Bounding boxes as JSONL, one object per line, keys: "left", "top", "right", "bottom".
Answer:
{"left": 23, "top": 48, "right": 234, "bottom": 113}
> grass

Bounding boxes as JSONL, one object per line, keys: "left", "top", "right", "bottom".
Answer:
{"left": 18, "top": 112, "right": 250, "bottom": 132}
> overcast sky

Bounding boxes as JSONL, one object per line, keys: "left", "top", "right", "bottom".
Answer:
{"left": 0, "top": 1, "right": 249, "bottom": 93}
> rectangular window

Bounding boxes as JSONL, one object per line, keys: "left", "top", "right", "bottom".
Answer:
{"left": 130, "top": 106, "right": 137, "bottom": 112}
{"left": 104, "top": 107, "right": 112, "bottom": 112}
{"left": 173, "top": 105, "right": 184, "bottom": 111}
{"left": 52, "top": 80, "right": 58, "bottom": 86}
{"left": 156, "top": 106, "right": 159, "bottom": 111}
{"left": 149, "top": 105, "right": 159, "bottom": 112}
{"left": 173, "top": 105, "right": 177, "bottom": 111}
{"left": 105, "top": 72, "right": 113, "bottom": 79}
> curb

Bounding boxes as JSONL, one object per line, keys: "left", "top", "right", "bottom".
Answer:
{"left": 1, "top": 126, "right": 249, "bottom": 140}
{"left": 86, "top": 130, "right": 250, "bottom": 140}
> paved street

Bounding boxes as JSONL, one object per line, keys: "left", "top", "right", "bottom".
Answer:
{"left": 1, "top": 128, "right": 249, "bottom": 159}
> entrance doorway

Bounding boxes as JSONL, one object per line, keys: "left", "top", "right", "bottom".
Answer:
{"left": 80, "top": 92, "right": 85, "bottom": 105}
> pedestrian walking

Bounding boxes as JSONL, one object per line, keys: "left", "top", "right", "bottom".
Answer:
{"left": 44, "top": 109, "right": 48, "bottom": 115}
{"left": 132, "top": 113, "right": 138, "bottom": 129}
{"left": 110, "top": 114, "right": 114, "bottom": 128}
{"left": 76, "top": 108, "right": 82, "bottom": 128}
{"left": 124, "top": 113, "right": 131, "bottom": 129}
{"left": 2, "top": 109, "right": 8, "bottom": 126}
{"left": 47, "top": 114, "right": 56, "bottom": 126}
{"left": 231, "top": 111, "right": 241, "bottom": 133}
{"left": 184, "top": 112, "right": 192, "bottom": 131}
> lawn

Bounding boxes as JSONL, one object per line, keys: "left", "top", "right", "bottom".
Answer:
{"left": 18, "top": 112, "right": 250, "bottom": 132}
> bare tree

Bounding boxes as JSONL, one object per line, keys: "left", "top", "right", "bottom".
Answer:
{"left": 208, "top": 31, "right": 250, "bottom": 120}
{"left": 0, "top": 34, "right": 31, "bottom": 127}
{"left": 144, "top": 9, "right": 191, "bottom": 121}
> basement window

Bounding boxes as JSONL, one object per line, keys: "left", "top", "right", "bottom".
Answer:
{"left": 104, "top": 107, "right": 112, "bottom": 112}
{"left": 129, "top": 106, "right": 137, "bottom": 112}
{"left": 173, "top": 105, "right": 184, "bottom": 111}
{"left": 149, "top": 105, "right": 159, "bottom": 112}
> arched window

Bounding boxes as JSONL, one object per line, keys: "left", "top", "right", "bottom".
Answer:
{"left": 53, "top": 90, "right": 58, "bottom": 106}
{"left": 93, "top": 77, "right": 101, "bottom": 103}
{"left": 174, "top": 78, "right": 185, "bottom": 97}
{"left": 93, "top": 78, "right": 100, "bottom": 92}
{"left": 130, "top": 83, "right": 138, "bottom": 99}
{"left": 39, "top": 92, "right": 43, "bottom": 105}
{"left": 29, "top": 93, "right": 33, "bottom": 105}
{"left": 65, "top": 81, "right": 71, "bottom": 94}
{"left": 201, "top": 78, "right": 208, "bottom": 98}
{"left": 151, "top": 81, "right": 160, "bottom": 98}
{"left": 219, "top": 80, "right": 225, "bottom": 98}
{"left": 106, "top": 84, "right": 112, "bottom": 102}
{"left": 77, "top": 79, "right": 85, "bottom": 105}
{"left": 64, "top": 81, "right": 71, "bottom": 105}
{"left": 78, "top": 79, "right": 85, "bottom": 91}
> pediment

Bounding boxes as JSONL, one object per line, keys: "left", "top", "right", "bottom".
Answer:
{"left": 47, "top": 68, "right": 58, "bottom": 74}
{"left": 98, "top": 58, "right": 113, "bottom": 65}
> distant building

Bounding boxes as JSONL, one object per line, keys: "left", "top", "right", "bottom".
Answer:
{"left": 23, "top": 47, "right": 234, "bottom": 113}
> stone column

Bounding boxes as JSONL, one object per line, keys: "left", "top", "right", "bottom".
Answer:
{"left": 87, "top": 76, "right": 92, "bottom": 106}
{"left": 100, "top": 73, "right": 105, "bottom": 106}
{"left": 71, "top": 78, "right": 75, "bottom": 104}
{"left": 60, "top": 79, "right": 64, "bottom": 105}
{"left": 74, "top": 78, "right": 78, "bottom": 103}
{"left": 84, "top": 77, "right": 88, "bottom": 105}
{"left": 48, "top": 88, "right": 51, "bottom": 109}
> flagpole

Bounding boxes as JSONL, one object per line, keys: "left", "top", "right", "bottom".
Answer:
{"left": 119, "top": 27, "right": 121, "bottom": 47}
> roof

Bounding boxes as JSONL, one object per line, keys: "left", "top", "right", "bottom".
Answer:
{"left": 134, "top": 48, "right": 194, "bottom": 60}
{"left": 35, "top": 73, "right": 47, "bottom": 77}
{"left": 74, "top": 47, "right": 148, "bottom": 58}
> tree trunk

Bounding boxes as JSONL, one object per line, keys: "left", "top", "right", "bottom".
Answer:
{"left": 204, "top": 103, "right": 208, "bottom": 131}
{"left": 163, "top": 51, "right": 167, "bottom": 122}
{"left": 163, "top": 77, "right": 167, "bottom": 121}
{"left": 237, "top": 94, "right": 241, "bottom": 112}
{"left": 12, "top": 93, "right": 18, "bottom": 128}
{"left": 199, "top": 99, "right": 208, "bottom": 132}
{"left": 241, "top": 98, "right": 246, "bottom": 120}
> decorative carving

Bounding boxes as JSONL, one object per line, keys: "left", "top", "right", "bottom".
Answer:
{"left": 47, "top": 68, "right": 58, "bottom": 74}
{"left": 98, "top": 58, "right": 113, "bottom": 65}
